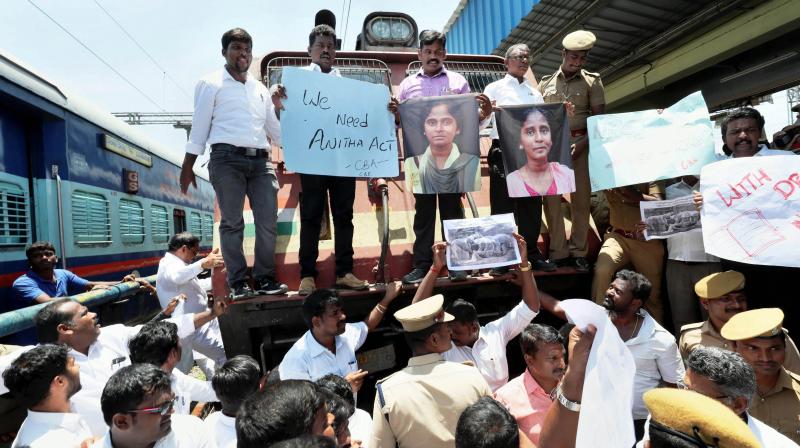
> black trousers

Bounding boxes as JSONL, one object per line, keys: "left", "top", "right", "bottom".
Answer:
{"left": 299, "top": 174, "right": 356, "bottom": 278}
{"left": 488, "top": 143, "right": 544, "bottom": 259}
{"left": 412, "top": 193, "right": 464, "bottom": 270}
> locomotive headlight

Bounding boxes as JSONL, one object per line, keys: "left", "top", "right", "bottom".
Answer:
{"left": 368, "top": 16, "right": 413, "bottom": 43}
{"left": 390, "top": 20, "right": 411, "bottom": 40}
{"left": 371, "top": 20, "right": 391, "bottom": 39}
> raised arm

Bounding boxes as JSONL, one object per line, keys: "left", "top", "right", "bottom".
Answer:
{"left": 411, "top": 242, "right": 447, "bottom": 304}
{"left": 507, "top": 233, "right": 539, "bottom": 313}
{"left": 538, "top": 288, "right": 567, "bottom": 321}
{"left": 365, "top": 281, "right": 402, "bottom": 332}
{"left": 538, "top": 324, "right": 596, "bottom": 448}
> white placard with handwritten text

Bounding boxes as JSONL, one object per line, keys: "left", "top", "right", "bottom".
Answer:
{"left": 700, "top": 155, "right": 800, "bottom": 267}
{"left": 280, "top": 67, "right": 398, "bottom": 177}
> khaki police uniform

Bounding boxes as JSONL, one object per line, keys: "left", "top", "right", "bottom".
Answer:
{"left": 370, "top": 295, "right": 491, "bottom": 448}
{"left": 591, "top": 183, "right": 665, "bottom": 323}
{"left": 538, "top": 30, "right": 605, "bottom": 261}
{"left": 644, "top": 388, "right": 761, "bottom": 448}
{"left": 722, "top": 308, "right": 800, "bottom": 443}
{"left": 679, "top": 272, "right": 800, "bottom": 369}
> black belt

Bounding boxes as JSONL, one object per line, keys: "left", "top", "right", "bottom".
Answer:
{"left": 211, "top": 143, "right": 270, "bottom": 159}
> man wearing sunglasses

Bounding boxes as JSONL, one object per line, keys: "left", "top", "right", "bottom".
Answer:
{"left": 97, "top": 363, "right": 212, "bottom": 448}
{"left": 636, "top": 347, "right": 797, "bottom": 447}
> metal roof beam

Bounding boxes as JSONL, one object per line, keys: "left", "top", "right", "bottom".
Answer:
{"left": 528, "top": 0, "right": 615, "bottom": 66}
{"left": 605, "top": 0, "right": 800, "bottom": 107}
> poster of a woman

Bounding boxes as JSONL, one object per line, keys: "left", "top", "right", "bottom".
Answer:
{"left": 496, "top": 104, "right": 575, "bottom": 197}
{"left": 399, "top": 95, "right": 481, "bottom": 194}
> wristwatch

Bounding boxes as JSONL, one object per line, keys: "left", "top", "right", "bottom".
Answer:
{"left": 555, "top": 385, "right": 581, "bottom": 412}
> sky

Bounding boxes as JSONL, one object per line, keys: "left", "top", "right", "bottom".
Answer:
{"left": 1, "top": 0, "right": 461, "bottom": 162}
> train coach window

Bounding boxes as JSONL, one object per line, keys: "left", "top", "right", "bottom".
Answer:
{"left": 150, "top": 205, "right": 170, "bottom": 244}
{"left": 0, "top": 181, "right": 30, "bottom": 246}
{"left": 71, "top": 191, "right": 112, "bottom": 245}
{"left": 405, "top": 61, "right": 506, "bottom": 93}
{"left": 265, "top": 57, "right": 392, "bottom": 88}
{"left": 188, "top": 212, "right": 202, "bottom": 239}
{"left": 202, "top": 214, "right": 213, "bottom": 242}
{"left": 173, "top": 209, "right": 186, "bottom": 234}
{"left": 119, "top": 199, "right": 145, "bottom": 244}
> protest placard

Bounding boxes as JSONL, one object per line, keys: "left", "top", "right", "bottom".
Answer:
{"left": 279, "top": 67, "right": 398, "bottom": 177}
{"left": 587, "top": 91, "right": 718, "bottom": 191}
{"left": 399, "top": 94, "right": 481, "bottom": 194}
{"left": 640, "top": 195, "right": 701, "bottom": 240}
{"left": 443, "top": 213, "right": 520, "bottom": 271}
{"left": 495, "top": 104, "right": 575, "bottom": 197}
{"left": 700, "top": 155, "right": 800, "bottom": 267}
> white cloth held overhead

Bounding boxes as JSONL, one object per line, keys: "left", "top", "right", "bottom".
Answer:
{"left": 560, "top": 299, "right": 637, "bottom": 448}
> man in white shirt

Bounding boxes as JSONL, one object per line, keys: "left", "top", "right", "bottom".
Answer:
{"left": 636, "top": 347, "right": 798, "bottom": 447}
{"left": 156, "top": 232, "right": 226, "bottom": 374}
{"left": 3, "top": 344, "right": 93, "bottom": 447}
{"left": 663, "top": 176, "right": 722, "bottom": 331}
{"left": 279, "top": 281, "right": 401, "bottom": 392}
{"left": 94, "top": 363, "right": 212, "bottom": 448}
{"left": 411, "top": 234, "right": 541, "bottom": 391}
{"left": 0, "top": 296, "right": 225, "bottom": 434}
{"left": 128, "top": 321, "right": 217, "bottom": 415}
{"left": 179, "top": 27, "right": 286, "bottom": 300}
{"left": 205, "top": 355, "right": 261, "bottom": 448}
{"left": 482, "top": 43, "right": 556, "bottom": 274}
{"left": 539, "top": 269, "right": 685, "bottom": 440}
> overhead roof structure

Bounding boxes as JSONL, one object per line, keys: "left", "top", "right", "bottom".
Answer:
{"left": 444, "top": 0, "right": 800, "bottom": 112}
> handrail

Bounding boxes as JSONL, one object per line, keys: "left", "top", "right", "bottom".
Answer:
{"left": 372, "top": 178, "right": 391, "bottom": 284}
{"left": 0, "top": 275, "right": 157, "bottom": 338}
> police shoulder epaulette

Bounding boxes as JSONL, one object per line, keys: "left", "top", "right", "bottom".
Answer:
{"left": 680, "top": 322, "right": 704, "bottom": 333}
{"left": 582, "top": 69, "right": 601, "bottom": 78}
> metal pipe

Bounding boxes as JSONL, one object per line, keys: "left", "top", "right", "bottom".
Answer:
{"left": 466, "top": 192, "right": 479, "bottom": 218}
{"left": 52, "top": 164, "right": 67, "bottom": 269}
{"left": 0, "top": 275, "right": 156, "bottom": 338}
{"left": 375, "top": 179, "right": 390, "bottom": 284}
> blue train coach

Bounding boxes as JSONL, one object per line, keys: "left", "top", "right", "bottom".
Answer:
{"left": 0, "top": 52, "right": 215, "bottom": 323}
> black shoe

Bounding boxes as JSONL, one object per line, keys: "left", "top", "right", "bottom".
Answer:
{"left": 449, "top": 270, "right": 468, "bottom": 282}
{"left": 532, "top": 258, "right": 557, "bottom": 272}
{"left": 230, "top": 282, "right": 257, "bottom": 301}
{"left": 402, "top": 268, "right": 428, "bottom": 284}
{"left": 489, "top": 266, "right": 510, "bottom": 277}
{"left": 573, "top": 257, "right": 592, "bottom": 273}
{"left": 255, "top": 277, "right": 288, "bottom": 295}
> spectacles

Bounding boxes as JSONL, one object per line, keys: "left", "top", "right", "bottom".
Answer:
{"left": 128, "top": 398, "right": 175, "bottom": 416}
{"left": 509, "top": 55, "right": 529, "bottom": 62}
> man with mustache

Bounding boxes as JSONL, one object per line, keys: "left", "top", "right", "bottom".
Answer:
{"left": 679, "top": 271, "right": 800, "bottom": 372}
{"left": 723, "top": 308, "right": 800, "bottom": 444}
{"left": 539, "top": 269, "right": 684, "bottom": 440}
{"left": 538, "top": 30, "right": 606, "bottom": 274}
{"left": 279, "top": 283, "right": 401, "bottom": 393}
{"left": 180, "top": 28, "right": 287, "bottom": 301}
{"left": 3, "top": 344, "right": 91, "bottom": 447}
{"left": 494, "top": 323, "right": 565, "bottom": 445}
{"left": 390, "top": 29, "right": 491, "bottom": 285}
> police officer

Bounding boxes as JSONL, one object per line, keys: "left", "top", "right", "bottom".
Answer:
{"left": 723, "top": 308, "right": 800, "bottom": 444}
{"left": 680, "top": 271, "right": 800, "bottom": 372}
{"left": 370, "top": 294, "right": 490, "bottom": 448}
{"left": 538, "top": 30, "right": 605, "bottom": 273}
{"left": 643, "top": 388, "right": 761, "bottom": 448}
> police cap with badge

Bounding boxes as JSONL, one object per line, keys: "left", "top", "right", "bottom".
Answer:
{"left": 694, "top": 271, "right": 745, "bottom": 300}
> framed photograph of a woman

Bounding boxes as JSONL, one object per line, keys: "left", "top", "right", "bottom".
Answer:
{"left": 399, "top": 95, "right": 481, "bottom": 194}
{"left": 495, "top": 104, "right": 575, "bottom": 197}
